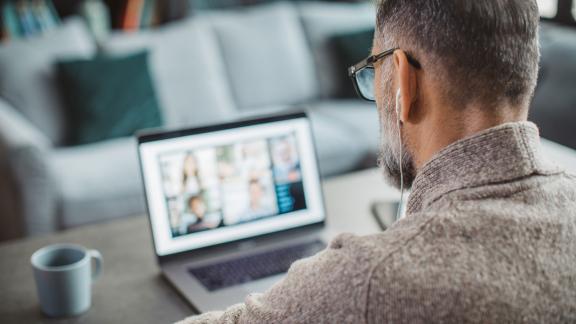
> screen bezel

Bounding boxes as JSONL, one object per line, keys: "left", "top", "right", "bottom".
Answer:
{"left": 136, "top": 110, "right": 326, "bottom": 260}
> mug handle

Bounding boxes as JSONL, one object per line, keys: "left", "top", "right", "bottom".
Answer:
{"left": 88, "top": 249, "right": 103, "bottom": 282}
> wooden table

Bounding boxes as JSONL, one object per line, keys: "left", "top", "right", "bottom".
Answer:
{"left": 0, "top": 168, "right": 398, "bottom": 324}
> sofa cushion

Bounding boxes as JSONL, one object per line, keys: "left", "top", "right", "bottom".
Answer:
{"left": 0, "top": 18, "right": 96, "bottom": 145}
{"left": 48, "top": 137, "right": 145, "bottom": 228}
{"left": 298, "top": 2, "right": 375, "bottom": 99}
{"left": 57, "top": 51, "right": 163, "bottom": 145}
{"left": 103, "top": 18, "right": 236, "bottom": 129}
{"left": 206, "top": 2, "right": 318, "bottom": 110}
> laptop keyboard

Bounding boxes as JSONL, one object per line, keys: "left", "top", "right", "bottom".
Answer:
{"left": 188, "top": 240, "right": 326, "bottom": 291}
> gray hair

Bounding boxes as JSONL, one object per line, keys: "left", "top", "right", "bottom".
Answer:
{"left": 376, "top": 0, "right": 540, "bottom": 108}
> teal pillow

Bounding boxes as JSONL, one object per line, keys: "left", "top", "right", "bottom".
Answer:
{"left": 57, "top": 51, "right": 163, "bottom": 146}
{"left": 330, "top": 28, "right": 375, "bottom": 98}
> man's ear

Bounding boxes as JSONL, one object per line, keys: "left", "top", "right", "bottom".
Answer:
{"left": 393, "top": 50, "right": 418, "bottom": 123}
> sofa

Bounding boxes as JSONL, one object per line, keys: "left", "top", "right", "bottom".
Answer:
{"left": 0, "top": 1, "right": 574, "bottom": 241}
{"left": 0, "top": 2, "right": 380, "bottom": 240}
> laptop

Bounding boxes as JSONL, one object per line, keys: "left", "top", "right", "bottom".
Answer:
{"left": 137, "top": 111, "right": 328, "bottom": 313}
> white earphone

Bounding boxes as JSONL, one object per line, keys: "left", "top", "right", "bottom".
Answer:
{"left": 395, "top": 88, "right": 405, "bottom": 219}
{"left": 395, "top": 88, "right": 402, "bottom": 121}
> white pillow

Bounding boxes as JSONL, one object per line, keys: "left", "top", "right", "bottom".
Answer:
{"left": 206, "top": 2, "right": 318, "bottom": 110}
{"left": 103, "top": 18, "right": 237, "bottom": 129}
{"left": 0, "top": 18, "right": 96, "bottom": 145}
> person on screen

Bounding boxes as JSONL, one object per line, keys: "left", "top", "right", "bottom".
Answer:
{"left": 272, "top": 137, "right": 301, "bottom": 183}
{"left": 242, "top": 178, "right": 276, "bottom": 221}
{"left": 182, "top": 153, "right": 201, "bottom": 194}
{"left": 177, "top": 0, "right": 576, "bottom": 322}
{"left": 186, "top": 195, "right": 221, "bottom": 233}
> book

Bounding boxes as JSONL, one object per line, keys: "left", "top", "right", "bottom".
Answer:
{"left": 32, "top": 0, "right": 50, "bottom": 31}
{"left": 78, "top": 0, "right": 110, "bottom": 43}
{"left": 46, "top": 0, "right": 60, "bottom": 25}
{"left": 122, "top": 0, "right": 144, "bottom": 31}
{"left": 2, "top": 1, "right": 22, "bottom": 39}
{"left": 16, "top": 0, "right": 40, "bottom": 37}
{"left": 140, "top": 0, "right": 156, "bottom": 28}
{"left": 43, "top": 0, "right": 61, "bottom": 26}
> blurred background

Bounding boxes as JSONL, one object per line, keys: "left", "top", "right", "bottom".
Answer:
{"left": 0, "top": 0, "right": 574, "bottom": 242}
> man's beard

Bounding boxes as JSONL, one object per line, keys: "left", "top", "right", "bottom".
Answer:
{"left": 377, "top": 84, "right": 417, "bottom": 190}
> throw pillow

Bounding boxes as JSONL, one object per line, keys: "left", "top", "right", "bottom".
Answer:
{"left": 57, "top": 51, "right": 163, "bottom": 146}
{"left": 329, "top": 28, "right": 375, "bottom": 98}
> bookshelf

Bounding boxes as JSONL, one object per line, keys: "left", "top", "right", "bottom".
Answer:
{"left": 0, "top": 0, "right": 370, "bottom": 42}
{"left": 0, "top": 0, "right": 189, "bottom": 42}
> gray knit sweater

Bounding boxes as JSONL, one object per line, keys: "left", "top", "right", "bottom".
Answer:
{"left": 178, "top": 122, "right": 576, "bottom": 323}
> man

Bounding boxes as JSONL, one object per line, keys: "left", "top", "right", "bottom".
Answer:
{"left": 178, "top": 0, "right": 576, "bottom": 322}
{"left": 245, "top": 178, "right": 276, "bottom": 220}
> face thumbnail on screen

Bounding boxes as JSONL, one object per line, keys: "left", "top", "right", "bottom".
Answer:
{"left": 158, "top": 132, "right": 305, "bottom": 238}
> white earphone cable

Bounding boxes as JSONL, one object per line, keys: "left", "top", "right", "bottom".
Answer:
{"left": 396, "top": 89, "right": 404, "bottom": 220}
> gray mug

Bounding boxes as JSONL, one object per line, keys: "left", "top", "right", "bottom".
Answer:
{"left": 31, "top": 243, "right": 102, "bottom": 317}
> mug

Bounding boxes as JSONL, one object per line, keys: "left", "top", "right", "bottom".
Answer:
{"left": 31, "top": 243, "right": 102, "bottom": 317}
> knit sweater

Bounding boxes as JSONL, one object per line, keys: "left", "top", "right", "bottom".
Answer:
{"left": 177, "top": 122, "right": 576, "bottom": 323}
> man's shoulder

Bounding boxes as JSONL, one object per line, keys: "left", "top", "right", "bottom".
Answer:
{"left": 317, "top": 212, "right": 447, "bottom": 288}
{"left": 287, "top": 218, "right": 443, "bottom": 295}
{"left": 362, "top": 178, "right": 576, "bottom": 322}
{"left": 361, "top": 210, "right": 518, "bottom": 322}
{"left": 325, "top": 212, "right": 441, "bottom": 267}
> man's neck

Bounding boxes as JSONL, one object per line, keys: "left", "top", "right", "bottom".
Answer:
{"left": 411, "top": 104, "right": 529, "bottom": 171}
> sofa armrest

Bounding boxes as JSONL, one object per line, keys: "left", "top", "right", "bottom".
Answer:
{"left": 541, "top": 138, "right": 576, "bottom": 174}
{"left": 0, "top": 97, "right": 51, "bottom": 149}
{"left": 0, "top": 98, "right": 57, "bottom": 239}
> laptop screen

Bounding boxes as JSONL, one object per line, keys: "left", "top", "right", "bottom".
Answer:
{"left": 138, "top": 113, "right": 325, "bottom": 256}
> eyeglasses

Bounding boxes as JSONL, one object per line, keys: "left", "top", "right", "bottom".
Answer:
{"left": 348, "top": 48, "right": 422, "bottom": 102}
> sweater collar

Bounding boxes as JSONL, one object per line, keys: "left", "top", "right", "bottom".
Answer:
{"left": 406, "top": 121, "right": 558, "bottom": 214}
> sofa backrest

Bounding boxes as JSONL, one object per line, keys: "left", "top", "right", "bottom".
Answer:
{"left": 0, "top": 2, "right": 375, "bottom": 144}
{"left": 0, "top": 18, "right": 96, "bottom": 145}
{"left": 204, "top": 2, "right": 318, "bottom": 111}
{"left": 103, "top": 19, "right": 237, "bottom": 129}
{"left": 103, "top": 2, "right": 376, "bottom": 121}
{"left": 297, "top": 2, "right": 375, "bottom": 99}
